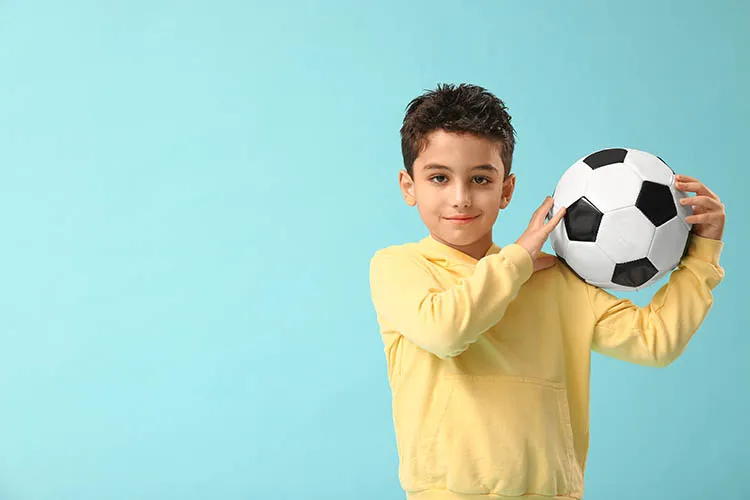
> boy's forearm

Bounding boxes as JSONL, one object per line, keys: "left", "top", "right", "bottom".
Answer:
{"left": 589, "top": 235, "right": 724, "bottom": 366}
{"left": 370, "top": 243, "right": 534, "bottom": 359}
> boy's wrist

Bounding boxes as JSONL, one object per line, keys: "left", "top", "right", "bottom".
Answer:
{"left": 499, "top": 243, "right": 535, "bottom": 281}
{"left": 685, "top": 233, "right": 723, "bottom": 265}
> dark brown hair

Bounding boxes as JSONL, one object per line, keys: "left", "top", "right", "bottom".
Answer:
{"left": 400, "top": 83, "right": 516, "bottom": 179}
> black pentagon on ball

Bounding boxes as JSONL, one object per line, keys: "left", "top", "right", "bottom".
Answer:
{"left": 565, "top": 197, "right": 603, "bottom": 242}
{"left": 636, "top": 180, "right": 676, "bottom": 227}
{"left": 583, "top": 148, "right": 628, "bottom": 169}
{"left": 612, "top": 258, "right": 658, "bottom": 287}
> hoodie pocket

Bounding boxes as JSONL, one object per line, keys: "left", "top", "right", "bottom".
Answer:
{"left": 420, "top": 374, "right": 583, "bottom": 497}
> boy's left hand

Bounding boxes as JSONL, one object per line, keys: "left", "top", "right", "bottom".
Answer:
{"left": 675, "top": 174, "right": 725, "bottom": 241}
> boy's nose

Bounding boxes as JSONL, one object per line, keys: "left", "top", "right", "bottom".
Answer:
{"left": 452, "top": 189, "right": 471, "bottom": 206}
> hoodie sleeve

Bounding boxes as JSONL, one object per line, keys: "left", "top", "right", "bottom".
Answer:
{"left": 369, "top": 243, "right": 534, "bottom": 359}
{"left": 587, "top": 234, "right": 725, "bottom": 367}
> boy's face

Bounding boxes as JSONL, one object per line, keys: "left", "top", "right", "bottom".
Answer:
{"left": 399, "top": 129, "right": 516, "bottom": 258}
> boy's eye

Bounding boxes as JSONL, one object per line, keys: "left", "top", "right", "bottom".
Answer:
{"left": 429, "top": 175, "right": 491, "bottom": 185}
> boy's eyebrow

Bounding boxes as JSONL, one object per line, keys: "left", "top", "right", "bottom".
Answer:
{"left": 422, "top": 163, "right": 500, "bottom": 174}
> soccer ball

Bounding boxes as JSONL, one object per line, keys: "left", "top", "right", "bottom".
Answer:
{"left": 547, "top": 148, "right": 693, "bottom": 291}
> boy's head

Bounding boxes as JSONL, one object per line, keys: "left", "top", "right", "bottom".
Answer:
{"left": 398, "top": 83, "right": 517, "bottom": 256}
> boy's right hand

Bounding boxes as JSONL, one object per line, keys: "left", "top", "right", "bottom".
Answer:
{"left": 515, "top": 196, "right": 566, "bottom": 272}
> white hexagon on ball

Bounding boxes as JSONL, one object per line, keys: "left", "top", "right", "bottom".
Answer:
{"left": 553, "top": 161, "right": 593, "bottom": 209}
{"left": 595, "top": 206, "right": 655, "bottom": 264}
{"left": 648, "top": 216, "right": 690, "bottom": 271}
{"left": 585, "top": 163, "right": 643, "bottom": 212}
{"left": 625, "top": 149, "right": 674, "bottom": 185}
{"left": 564, "top": 241, "right": 616, "bottom": 283}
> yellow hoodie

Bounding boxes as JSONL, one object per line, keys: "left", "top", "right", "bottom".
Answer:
{"left": 368, "top": 233, "right": 724, "bottom": 500}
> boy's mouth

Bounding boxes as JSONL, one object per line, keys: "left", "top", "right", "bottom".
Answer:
{"left": 445, "top": 215, "right": 479, "bottom": 224}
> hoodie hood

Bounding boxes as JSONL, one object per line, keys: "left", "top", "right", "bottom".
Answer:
{"left": 416, "top": 233, "right": 502, "bottom": 269}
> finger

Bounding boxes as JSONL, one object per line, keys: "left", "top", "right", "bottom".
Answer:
{"left": 675, "top": 174, "right": 699, "bottom": 182}
{"left": 676, "top": 174, "right": 712, "bottom": 190}
{"left": 685, "top": 212, "right": 723, "bottom": 224}
{"left": 530, "top": 198, "right": 547, "bottom": 224}
{"left": 532, "top": 196, "right": 555, "bottom": 226}
{"left": 675, "top": 180, "right": 702, "bottom": 192}
{"left": 543, "top": 205, "right": 566, "bottom": 233}
{"left": 679, "top": 195, "right": 723, "bottom": 211}
{"left": 675, "top": 179, "right": 718, "bottom": 199}
{"left": 537, "top": 196, "right": 555, "bottom": 215}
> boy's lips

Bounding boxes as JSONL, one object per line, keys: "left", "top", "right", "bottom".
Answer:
{"left": 445, "top": 214, "right": 479, "bottom": 224}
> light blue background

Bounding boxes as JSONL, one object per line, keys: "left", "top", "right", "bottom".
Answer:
{"left": 0, "top": 1, "right": 747, "bottom": 499}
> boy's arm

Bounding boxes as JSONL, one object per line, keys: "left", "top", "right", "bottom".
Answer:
{"left": 587, "top": 234, "right": 725, "bottom": 367}
{"left": 369, "top": 243, "right": 534, "bottom": 359}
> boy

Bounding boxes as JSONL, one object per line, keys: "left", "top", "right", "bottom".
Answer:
{"left": 368, "top": 83, "right": 725, "bottom": 500}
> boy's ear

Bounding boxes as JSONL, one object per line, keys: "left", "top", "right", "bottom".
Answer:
{"left": 499, "top": 173, "right": 516, "bottom": 209}
{"left": 399, "top": 170, "right": 417, "bottom": 206}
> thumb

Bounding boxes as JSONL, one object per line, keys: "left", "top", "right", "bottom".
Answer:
{"left": 532, "top": 255, "right": 557, "bottom": 272}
